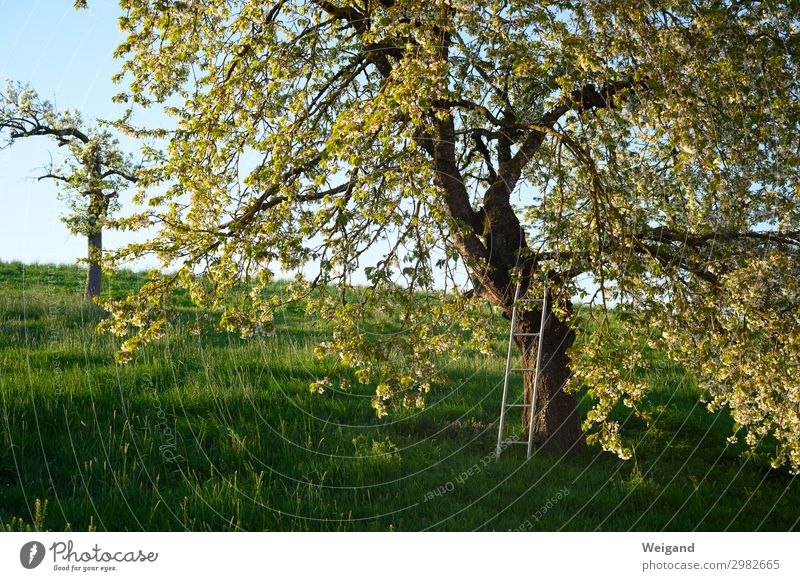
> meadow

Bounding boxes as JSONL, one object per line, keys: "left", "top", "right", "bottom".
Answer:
{"left": 0, "top": 262, "right": 797, "bottom": 531}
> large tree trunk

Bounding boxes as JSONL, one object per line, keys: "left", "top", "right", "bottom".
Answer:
{"left": 515, "top": 305, "right": 584, "bottom": 453}
{"left": 84, "top": 228, "right": 102, "bottom": 302}
{"left": 421, "top": 106, "right": 584, "bottom": 452}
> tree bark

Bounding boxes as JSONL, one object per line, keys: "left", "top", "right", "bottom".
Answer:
{"left": 84, "top": 228, "right": 102, "bottom": 302}
{"left": 515, "top": 304, "right": 584, "bottom": 453}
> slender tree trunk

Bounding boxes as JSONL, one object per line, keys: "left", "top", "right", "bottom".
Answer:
{"left": 515, "top": 306, "right": 584, "bottom": 453}
{"left": 84, "top": 228, "right": 102, "bottom": 302}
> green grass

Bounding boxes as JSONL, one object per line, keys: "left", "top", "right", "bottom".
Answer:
{"left": 0, "top": 261, "right": 797, "bottom": 531}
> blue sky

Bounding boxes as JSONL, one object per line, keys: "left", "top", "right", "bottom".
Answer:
{"left": 0, "top": 0, "right": 148, "bottom": 267}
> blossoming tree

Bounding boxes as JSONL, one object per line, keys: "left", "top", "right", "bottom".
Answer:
{"left": 0, "top": 81, "right": 138, "bottom": 301}
{"left": 98, "top": 1, "right": 800, "bottom": 470}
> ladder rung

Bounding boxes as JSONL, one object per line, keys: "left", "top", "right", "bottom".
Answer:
{"left": 499, "top": 440, "right": 528, "bottom": 445}
{"left": 511, "top": 367, "right": 537, "bottom": 372}
{"left": 504, "top": 403, "right": 530, "bottom": 408}
{"left": 519, "top": 298, "right": 543, "bottom": 302}
{"left": 513, "top": 332, "right": 539, "bottom": 337}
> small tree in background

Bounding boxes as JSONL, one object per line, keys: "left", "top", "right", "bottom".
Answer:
{"left": 0, "top": 81, "right": 138, "bottom": 301}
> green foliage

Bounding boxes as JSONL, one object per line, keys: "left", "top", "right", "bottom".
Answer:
{"left": 100, "top": 1, "right": 800, "bottom": 471}
{"left": 352, "top": 435, "right": 401, "bottom": 464}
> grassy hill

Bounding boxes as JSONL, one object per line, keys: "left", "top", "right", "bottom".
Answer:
{"left": 0, "top": 261, "right": 797, "bottom": 531}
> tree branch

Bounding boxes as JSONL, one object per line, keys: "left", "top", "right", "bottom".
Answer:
{"left": 470, "top": 130, "right": 497, "bottom": 182}
{"left": 312, "top": 0, "right": 400, "bottom": 78}
{"left": 10, "top": 124, "right": 90, "bottom": 145}
{"left": 502, "top": 77, "right": 638, "bottom": 200}
{"left": 100, "top": 168, "right": 139, "bottom": 182}
{"left": 37, "top": 173, "right": 70, "bottom": 183}
{"left": 639, "top": 226, "right": 800, "bottom": 249}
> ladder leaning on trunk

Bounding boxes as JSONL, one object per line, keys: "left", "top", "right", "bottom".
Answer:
{"left": 496, "top": 277, "right": 549, "bottom": 460}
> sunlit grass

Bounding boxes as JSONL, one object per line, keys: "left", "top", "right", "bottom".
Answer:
{"left": 0, "top": 261, "right": 797, "bottom": 531}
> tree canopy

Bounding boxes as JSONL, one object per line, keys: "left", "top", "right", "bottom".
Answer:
{"left": 97, "top": 1, "right": 800, "bottom": 471}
